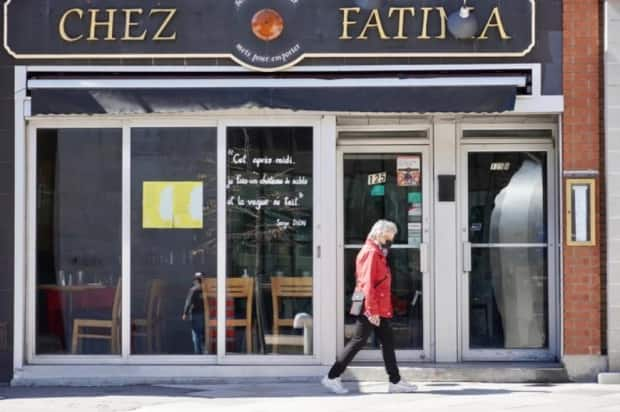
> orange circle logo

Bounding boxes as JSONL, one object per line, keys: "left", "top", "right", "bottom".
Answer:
{"left": 251, "top": 9, "right": 284, "bottom": 41}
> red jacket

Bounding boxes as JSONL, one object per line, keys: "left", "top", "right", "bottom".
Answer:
{"left": 355, "top": 239, "right": 393, "bottom": 318}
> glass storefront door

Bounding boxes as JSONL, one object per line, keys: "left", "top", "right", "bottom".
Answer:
{"left": 338, "top": 146, "right": 431, "bottom": 361}
{"left": 461, "top": 146, "right": 557, "bottom": 361}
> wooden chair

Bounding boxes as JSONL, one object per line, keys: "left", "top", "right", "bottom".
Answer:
{"left": 269, "top": 276, "right": 313, "bottom": 352}
{"left": 71, "top": 279, "right": 122, "bottom": 354}
{"left": 202, "top": 277, "right": 254, "bottom": 353}
{"left": 0, "top": 321, "right": 7, "bottom": 352}
{"left": 132, "top": 279, "right": 164, "bottom": 353}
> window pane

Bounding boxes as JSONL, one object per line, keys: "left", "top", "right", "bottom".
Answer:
{"left": 226, "top": 127, "right": 313, "bottom": 355}
{"left": 343, "top": 154, "right": 423, "bottom": 245}
{"left": 36, "top": 129, "right": 122, "bottom": 355}
{"left": 468, "top": 152, "right": 547, "bottom": 244}
{"left": 469, "top": 247, "right": 548, "bottom": 349}
{"left": 131, "top": 128, "right": 217, "bottom": 355}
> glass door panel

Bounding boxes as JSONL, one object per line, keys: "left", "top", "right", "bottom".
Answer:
{"left": 342, "top": 152, "right": 427, "bottom": 358}
{"left": 465, "top": 150, "right": 552, "bottom": 357}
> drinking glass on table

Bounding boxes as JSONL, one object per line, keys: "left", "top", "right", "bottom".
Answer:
{"left": 57, "top": 270, "right": 66, "bottom": 286}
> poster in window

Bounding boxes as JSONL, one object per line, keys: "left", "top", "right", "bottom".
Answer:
{"left": 143, "top": 181, "right": 203, "bottom": 229}
{"left": 396, "top": 156, "right": 421, "bottom": 187}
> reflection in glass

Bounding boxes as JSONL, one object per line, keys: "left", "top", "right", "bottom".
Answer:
{"left": 226, "top": 127, "right": 313, "bottom": 355}
{"left": 468, "top": 151, "right": 549, "bottom": 350}
{"left": 468, "top": 152, "right": 547, "bottom": 244}
{"left": 131, "top": 128, "right": 218, "bottom": 355}
{"left": 343, "top": 153, "right": 424, "bottom": 350}
{"left": 35, "top": 129, "right": 122, "bottom": 354}
{"left": 343, "top": 154, "right": 423, "bottom": 245}
{"left": 469, "top": 248, "right": 548, "bottom": 349}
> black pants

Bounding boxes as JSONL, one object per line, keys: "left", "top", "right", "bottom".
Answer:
{"left": 328, "top": 316, "right": 401, "bottom": 384}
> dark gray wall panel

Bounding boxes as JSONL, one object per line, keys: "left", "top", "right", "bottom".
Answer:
{"left": 0, "top": 4, "right": 15, "bottom": 383}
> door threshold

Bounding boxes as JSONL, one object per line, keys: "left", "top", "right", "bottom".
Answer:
{"left": 345, "top": 361, "right": 568, "bottom": 383}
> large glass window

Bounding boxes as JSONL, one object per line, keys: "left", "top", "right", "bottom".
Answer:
{"left": 131, "top": 128, "right": 218, "bottom": 355}
{"left": 35, "top": 129, "right": 122, "bottom": 355}
{"left": 226, "top": 127, "right": 313, "bottom": 355}
{"left": 34, "top": 124, "right": 316, "bottom": 358}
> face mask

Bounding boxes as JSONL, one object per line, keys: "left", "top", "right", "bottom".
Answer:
{"left": 382, "top": 240, "right": 393, "bottom": 249}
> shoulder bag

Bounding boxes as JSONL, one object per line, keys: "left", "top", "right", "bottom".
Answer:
{"left": 349, "top": 275, "right": 388, "bottom": 316}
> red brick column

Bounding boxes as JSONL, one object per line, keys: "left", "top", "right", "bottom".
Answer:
{"left": 562, "top": 0, "right": 604, "bottom": 356}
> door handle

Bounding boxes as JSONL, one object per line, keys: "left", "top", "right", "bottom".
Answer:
{"left": 463, "top": 242, "right": 472, "bottom": 272}
{"left": 420, "top": 242, "right": 428, "bottom": 274}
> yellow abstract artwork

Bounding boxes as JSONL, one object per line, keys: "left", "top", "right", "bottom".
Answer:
{"left": 143, "top": 182, "right": 203, "bottom": 229}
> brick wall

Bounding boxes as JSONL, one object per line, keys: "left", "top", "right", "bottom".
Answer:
{"left": 562, "top": 0, "right": 605, "bottom": 356}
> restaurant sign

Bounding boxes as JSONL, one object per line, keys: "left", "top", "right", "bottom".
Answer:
{"left": 3, "top": 0, "right": 535, "bottom": 71}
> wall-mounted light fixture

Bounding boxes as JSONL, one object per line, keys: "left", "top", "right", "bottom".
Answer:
{"left": 448, "top": 0, "right": 478, "bottom": 39}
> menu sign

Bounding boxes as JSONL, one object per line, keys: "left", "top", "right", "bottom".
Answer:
{"left": 401, "top": 156, "right": 423, "bottom": 246}
{"left": 3, "top": 0, "right": 536, "bottom": 71}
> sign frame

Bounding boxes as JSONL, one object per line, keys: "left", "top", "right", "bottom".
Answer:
{"left": 566, "top": 178, "right": 597, "bottom": 247}
{"left": 2, "top": 0, "right": 537, "bottom": 72}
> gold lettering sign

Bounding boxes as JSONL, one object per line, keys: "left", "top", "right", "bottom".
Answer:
{"left": 150, "top": 9, "right": 177, "bottom": 41}
{"left": 417, "top": 7, "right": 434, "bottom": 39}
{"left": 88, "top": 9, "right": 117, "bottom": 41}
{"left": 357, "top": 9, "right": 390, "bottom": 40}
{"left": 56, "top": 7, "right": 177, "bottom": 42}
{"left": 122, "top": 9, "right": 146, "bottom": 41}
{"left": 339, "top": 7, "right": 360, "bottom": 40}
{"left": 58, "top": 8, "right": 84, "bottom": 42}
{"left": 478, "top": 7, "right": 512, "bottom": 40}
{"left": 2, "top": 0, "right": 535, "bottom": 72}
{"left": 388, "top": 7, "right": 415, "bottom": 40}
{"left": 56, "top": 5, "right": 512, "bottom": 45}
{"left": 339, "top": 6, "right": 511, "bottom": 41}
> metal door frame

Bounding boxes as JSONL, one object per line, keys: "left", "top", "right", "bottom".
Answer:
{"left": 24, "top": 115, "right": 327, "bottom": 366}
{"left": 458, "top": 142, "right": 559, "bottom": 361}
{"left": 336, "top": 142, "right": 433, "bottom": 362}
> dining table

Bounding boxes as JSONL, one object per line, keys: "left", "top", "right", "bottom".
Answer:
{"left": 38, "top": 283, "right": 116, "bottom": 349}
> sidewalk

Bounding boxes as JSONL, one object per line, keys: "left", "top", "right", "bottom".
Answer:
{"left": 1, "top": 381, "right": 619, "bottom": 412}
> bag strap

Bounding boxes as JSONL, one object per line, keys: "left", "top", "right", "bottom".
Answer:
{"left": 374, "top": 275, "right": 388, "bottom": 289}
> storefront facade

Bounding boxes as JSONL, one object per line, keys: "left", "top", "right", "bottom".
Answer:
{"left": 0, "top": 0, "right": 608, "bottom": 384}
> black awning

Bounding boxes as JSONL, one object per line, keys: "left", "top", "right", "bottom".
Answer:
{"left": 31, "top": 86, "right": 516, "bottom": 115}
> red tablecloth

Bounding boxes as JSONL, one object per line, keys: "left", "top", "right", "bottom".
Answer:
{"left": 42, "top": 287, "right": 116, "bottom": 343}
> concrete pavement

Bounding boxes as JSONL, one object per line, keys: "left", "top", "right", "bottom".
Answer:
{"left": 1, "top": 381, "right": 620, "bottom": 412}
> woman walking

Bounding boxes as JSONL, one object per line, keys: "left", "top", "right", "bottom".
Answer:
{"left": 322, "top": 220, "right": 418, "bottom": 394}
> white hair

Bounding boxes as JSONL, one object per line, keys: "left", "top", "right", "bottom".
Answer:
{"left": 367, "top": 219, "right": 398, "bottom": 240}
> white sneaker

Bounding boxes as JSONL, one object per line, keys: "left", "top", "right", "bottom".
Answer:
{"left": 321, "top": 376, "right": 349, "bottom": 394}
{"left": 388, "top": 380, "right": 418, "bottom": 393}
